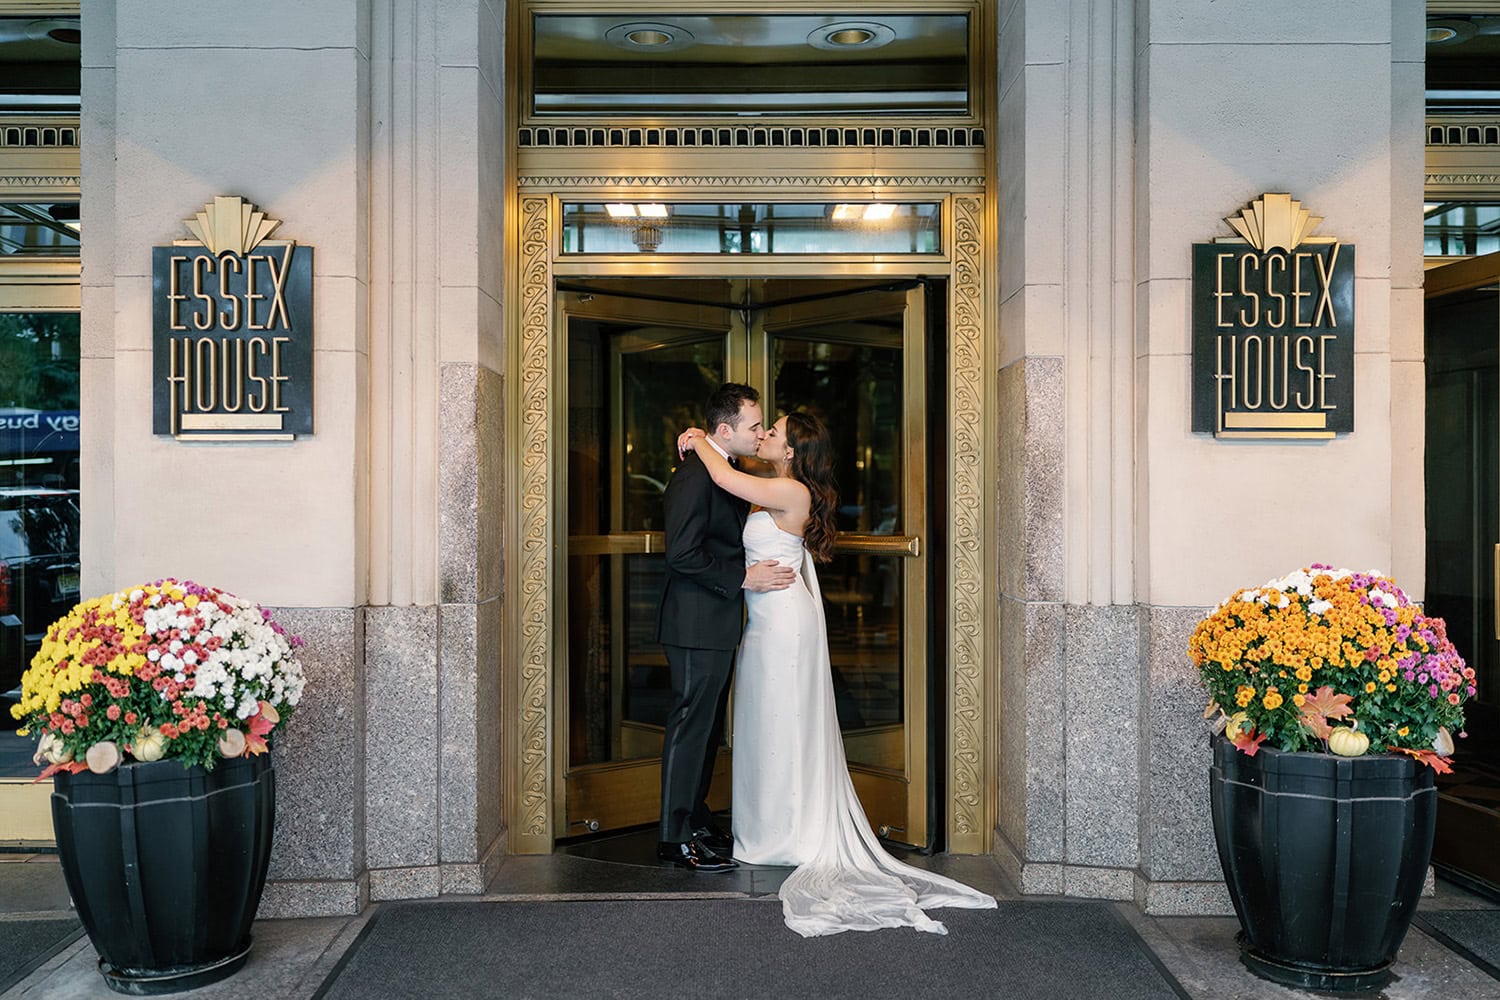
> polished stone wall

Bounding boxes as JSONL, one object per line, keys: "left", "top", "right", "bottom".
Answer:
{"left": 260, "top": 608, "right": 368, "bottom": 917}
{"left": 995, "top": 0, "right": 1422, "bottom": 914}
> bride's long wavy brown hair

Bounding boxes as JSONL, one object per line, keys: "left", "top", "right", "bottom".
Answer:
{"left": 785, "top": 411, "right": 838, "bottom": 563}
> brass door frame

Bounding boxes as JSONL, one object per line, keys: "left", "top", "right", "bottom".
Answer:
{"left": 508, "top": 191, "right": 995, "bottom": 855}
{"left": 505, "top": 0, "right": 998, "bottom": 856}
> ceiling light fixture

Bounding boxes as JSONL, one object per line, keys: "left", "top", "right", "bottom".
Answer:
{"left": 627, "top": 28, "right": 672, "bottom": 46}
{"left": 832, "top": 203, "right": 898, "bottom": 222}
{"left": 808, "top": 21, "right": 895, "bottom": 52}
{"left": 1426, "top": 18, "right": 1477, "bottom": 45}
{"left": 829, "top": 28, "right": 875, "bottom": 46}
{"left": 605, "top": 204, "right": 636, "bottom": 218}
{"left": 605, "top": 22, "right": 695, "bottom": 52}
{"left": 24, "top": 18, "right": 80, "bottom": 45}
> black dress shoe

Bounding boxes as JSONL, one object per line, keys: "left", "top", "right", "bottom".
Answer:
{"left": 691, "top": 822, "right": 733, "bottom": 854}
{"left": 657, "top": 839, "right": 739, "bottom": 872}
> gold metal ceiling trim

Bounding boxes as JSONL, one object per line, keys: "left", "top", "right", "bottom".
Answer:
{"left": 0, "top": 173, "right": 79, "bottom": 189}
{"left": 947, "top": 192, "right": 987, "bottom": 852}
{"left": 517, "top": 174, "right": 985, "bottom": 189}
{"left": 520, "top": 125, "right": 984, "bottom": 150}
{"left": 1427, "top": 118, "right": 1500, "bottom": 147}
{"left": 1427, "top": 172, "right": 1500, "bottom": 185}
{"left": 512, "top": 195, "right": 555, "bottom": 851}
{"left": 0, "top": 121, "right": 80, "bottom": 148}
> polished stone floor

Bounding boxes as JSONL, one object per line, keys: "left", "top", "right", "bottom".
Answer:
{"left": 3, "top": 831, "right": 1499, "bottom": 999}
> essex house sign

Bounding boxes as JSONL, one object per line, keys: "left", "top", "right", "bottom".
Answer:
{"left": 1192, "top": 194, "right": 1354, "bottom": 440}
{"left": 152, "top": 197, "right": 314, "bottom": 441}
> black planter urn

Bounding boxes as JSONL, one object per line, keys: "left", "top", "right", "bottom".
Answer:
{"left": 51, "top": 755, "right": 276, "bottom": 995}
{"left": 1209, "top": 737, "right": 1436, "bottom": 992}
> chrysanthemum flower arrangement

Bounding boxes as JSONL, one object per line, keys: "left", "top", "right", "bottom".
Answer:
{"left": 1189, "top": 565, "right": 1473, "bottom": 771}
{"left": 9, "top": 579, "right": 306, "bottom": 777}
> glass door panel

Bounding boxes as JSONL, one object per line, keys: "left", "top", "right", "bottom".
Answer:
{"left": 1425, "top": 252, "right": 1500, "bottom": 893}
{"left": 562, "top": 290, "right": 739, "bottom": 834}
{"left": 757, "top": 282, "right": 929, "bottom": 847}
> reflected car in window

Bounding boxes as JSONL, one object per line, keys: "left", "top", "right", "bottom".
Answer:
{"left": 0, "top": 489, "right": 80, "bottom": 706}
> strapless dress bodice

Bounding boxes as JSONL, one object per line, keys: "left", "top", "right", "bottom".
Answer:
{"left": 743, "top": 509, "right": 806, "bottom": 566}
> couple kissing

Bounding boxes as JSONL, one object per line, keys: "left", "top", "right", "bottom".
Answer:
{"left": 654, "top": 382, "right": 995, "bottom": 937}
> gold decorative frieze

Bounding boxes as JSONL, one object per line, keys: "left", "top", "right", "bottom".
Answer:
{"left": 519, "top": 174, "right": 984, "bottom": 190}
{"left": 520, "top": 124, "right": 984, "bottom": 150}
{"left": 0, "top": 120, "right": 79, "bottom": 147}
{"left": 513, "top": 196, "right": 554, "bottom": 848}
{"left": 948, "top": 194, "right": 987, "bottom": 850}
{"left": 1427, "top": 117, "right": 1500, "bottom": 146}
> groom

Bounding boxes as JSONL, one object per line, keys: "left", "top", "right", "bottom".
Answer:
{"left": 656, "top": 382, "right": 795, "bottom": 872}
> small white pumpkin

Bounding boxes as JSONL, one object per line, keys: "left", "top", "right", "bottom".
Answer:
{"left": 131, "top": 729, "right": 167, "bottom": 762}
{"left": 34, "top": 732, "right": 73, "bottom": 766}
{"left": 1328, "top": 721, "right": 1370, "bottom": 757}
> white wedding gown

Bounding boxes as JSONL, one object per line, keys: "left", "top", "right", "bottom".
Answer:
{"left": 732, "top": 510, "right": 997, "bottom": 936}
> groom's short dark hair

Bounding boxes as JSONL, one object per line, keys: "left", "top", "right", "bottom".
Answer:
{"left": 705, "top": 383, "right": 760, "bottom": 434}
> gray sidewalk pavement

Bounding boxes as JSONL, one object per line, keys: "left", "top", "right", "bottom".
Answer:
{"left": 3, "top": 844, "right": 1499, "bottom": 999}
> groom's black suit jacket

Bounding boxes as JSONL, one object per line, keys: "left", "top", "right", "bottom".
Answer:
{"left": 655, "top": 450, "right": 750, "bottom": 651}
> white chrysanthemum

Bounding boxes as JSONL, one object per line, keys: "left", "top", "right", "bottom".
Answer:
{"left": 1308, "top": 599, "right": 1332, "bottom": 615}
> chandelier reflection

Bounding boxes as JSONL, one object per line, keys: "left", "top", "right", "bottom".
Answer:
{"left": 605, "top": 203, "right": 670, "bottom": 252}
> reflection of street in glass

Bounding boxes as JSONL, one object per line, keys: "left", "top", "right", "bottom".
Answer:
{"left": 0, "top": 489, "right": 80, "bottom": 713}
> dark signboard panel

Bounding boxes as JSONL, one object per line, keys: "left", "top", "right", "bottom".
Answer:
{"left": 1191, "top": 239, "right": 1354, "bottom": 440}
{"left": 151, "top": 241, "right": 314, "bottom": 440}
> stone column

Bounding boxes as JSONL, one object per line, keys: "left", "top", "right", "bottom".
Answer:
{"left": 362, "top": 0, "right": 506, "bottom": 901}
{"left": 83, "top": 0, "right": 373, "bottom": 917}
{"left": 997, "top": 0, "right": 1425, "bottom": 914}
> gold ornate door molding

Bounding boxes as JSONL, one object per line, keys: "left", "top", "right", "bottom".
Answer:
{"left": 504, "top": 183, "right": 995, "bottom": 855}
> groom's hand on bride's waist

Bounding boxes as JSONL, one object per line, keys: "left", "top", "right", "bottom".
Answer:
{"left": 744, "top": 560, "right": 796, "bottom": 592}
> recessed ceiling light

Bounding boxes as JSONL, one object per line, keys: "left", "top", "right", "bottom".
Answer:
{"left": 829, "top": 28, "right": 875, "bottom": 46}
{"left": 1426, "top": 19, "right": 1477, "bottom": 45}
{"left": 627, "top": 29, "right": 672, "bottom": 46}
{"left": 25, "top": 18, "right": 80, "bottom": 45}
{"left": 808, "top": 22, "right": 895, "bottom": 52}
{"left": 606, "top": 22, "right": 695, "bottom": 52}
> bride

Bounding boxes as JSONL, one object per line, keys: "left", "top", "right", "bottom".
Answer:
{"left": 677, "top": 412, "right": 996, "bottom": 937}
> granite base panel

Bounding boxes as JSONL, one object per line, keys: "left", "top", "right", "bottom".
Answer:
{"left": 441, "top": 863, "right": 484, "bottom": 895}
{"left": 1064, "top": 864, "right": 1136, "bottom": 901}
{"left": 257, "top": 875, "right": 370, "bottom": 919}
{"left": 1134, "top": 876, "right": 1235, "bottom": 916}
{"left": 370, "top": 865, "right": 442, "bottom": 901}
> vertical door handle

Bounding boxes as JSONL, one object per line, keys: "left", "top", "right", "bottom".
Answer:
{"left": 1494, "top": 544, "right": 1499, "bottom": 641}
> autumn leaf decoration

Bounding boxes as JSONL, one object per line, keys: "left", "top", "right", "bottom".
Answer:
{"left": 1389, "top": 746, "right": 1455, "bottom": 774}
{"left": 243, "top": 701, "right": 280, "bottom": 756}
{"left": 32, "top": 760, "right": 88, "bottom": 784}
{"left": 1229, "top": 728, "right": 1268, "bottom": 756}
{"left": 1298, "top": 686, "right": 1354, "bottom": 741}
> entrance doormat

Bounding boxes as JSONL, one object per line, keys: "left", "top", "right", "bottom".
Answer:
{"left": 1413, "top": 910, "right": 1500, "bottom": 981}
{"left": 0, "top": 917, "right": 83, "bottom": 994}
{"left": 313, "top": 898, "right": 1191, "bottom": 1000}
